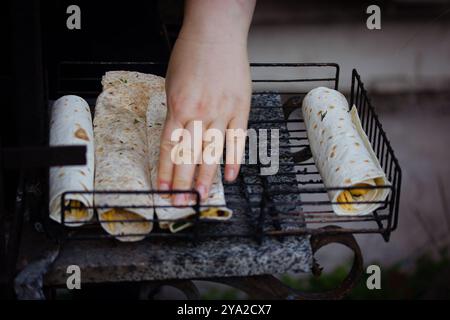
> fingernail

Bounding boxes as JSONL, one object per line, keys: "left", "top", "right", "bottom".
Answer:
{"left": 159, "top": 182, "right": 170, "bottom": 190}
{"left": 226, "top": 168, "right": 235, "bottom": 181}
{"left": 159, "top": 182, "right": 171, "bottom": 199}
{"left": 196, "top": 185, "right": 208, "bottom": 200}
{"left": 173, "top": 193, "right": 186, "bottom": 206}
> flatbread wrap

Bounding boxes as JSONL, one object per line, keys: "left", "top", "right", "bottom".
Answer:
{"left": 93, "top": 71, "right": 163, "bottom": 241}
{"left": 302, "top": 87, "right": 391, "bottom": 215}
{"left": 49, "top": 95, "right": 94, "bottom": 226}
{"left": 145, "top": 74, "right": 233, "bottom": 233}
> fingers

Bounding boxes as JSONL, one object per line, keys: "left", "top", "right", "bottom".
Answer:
{"left": 195, "top": 121, "right": 226, "bottom": 200}
{"left": 195, "top": 164, "right": 218, "bottom": 201}
{"left": 171, "top": 120, "right": 204, "bottom": 205}
{"left": 157, "top": 119, "right": 183, "bottom": 191}
{"left": 225, "top": 116, "right": 248, "bottom": 182}
{"left": 160, "top": 95, "right": 249, "bottom": 203}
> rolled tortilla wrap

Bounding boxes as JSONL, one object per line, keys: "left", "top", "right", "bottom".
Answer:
{"left": 49, "top": 95, "right": 94, "bottom": 226}
{"left": 302, "top": 87, "right": 391, "bottom": 215}
{"left": 93, "top": 71, "right": 161, "bottom": 241}
{"left": 145, "top": 75, "right": 233, "bottom": 233}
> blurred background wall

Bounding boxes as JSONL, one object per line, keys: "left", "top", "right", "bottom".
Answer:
{"left": 249, "top": 0, "right": 450, "bottom": 93}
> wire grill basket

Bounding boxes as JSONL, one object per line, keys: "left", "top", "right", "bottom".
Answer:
{"left": 44, "top": 62, "right": 401, "bottom": 242}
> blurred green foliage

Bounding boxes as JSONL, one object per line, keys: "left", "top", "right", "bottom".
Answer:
{"left": 202, "top": 248, "right": 450, "bottom": 300}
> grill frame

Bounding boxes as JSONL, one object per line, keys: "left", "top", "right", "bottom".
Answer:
{"left": 37, "top": 61, "right": 402, "bottom": 243}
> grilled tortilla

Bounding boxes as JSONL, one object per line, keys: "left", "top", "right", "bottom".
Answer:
{"left": 49, "top": 95, "right": 94, "bottom": 226}
{"left": 302, "top": 87, "right": 391, "bottom": 215}
{"left": 93, "top": 71, "right": 163, "bottom": 241}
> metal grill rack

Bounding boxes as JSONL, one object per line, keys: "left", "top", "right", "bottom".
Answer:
{"left": 44, "top": 61, "right": 401, "bottom": 243}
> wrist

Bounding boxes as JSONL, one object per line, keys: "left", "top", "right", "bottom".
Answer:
{"left": 179, "top": 25, "right": 247, "bottom": 46}
{"left": 179, "top": 0, "right": 255, "bottom": 45}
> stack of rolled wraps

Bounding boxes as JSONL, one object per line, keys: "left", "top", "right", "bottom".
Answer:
{"left": 302, "top": 87, "right": 391, "bottom": 215}
{"left": 93, "top": 71, "right": 232, "bottom": 241}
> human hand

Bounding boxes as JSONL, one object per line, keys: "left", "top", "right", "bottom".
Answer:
{"left": 157, "top": 0, "right": 256, "bottom": 205}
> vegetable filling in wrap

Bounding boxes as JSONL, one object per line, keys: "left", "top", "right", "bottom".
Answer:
{"left": 302, "top": 87, "right": 391, "bottom": 215}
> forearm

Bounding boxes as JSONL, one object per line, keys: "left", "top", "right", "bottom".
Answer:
{"left": 179, "top": 0, "right": 256, "bottom": 44}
